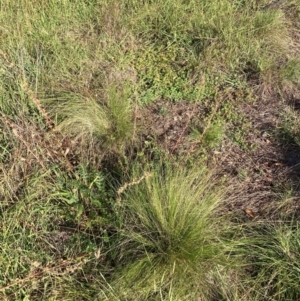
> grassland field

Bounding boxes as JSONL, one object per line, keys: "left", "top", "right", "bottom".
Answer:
{"left": 0, "top": 0, "right": 300, "bottom": 300}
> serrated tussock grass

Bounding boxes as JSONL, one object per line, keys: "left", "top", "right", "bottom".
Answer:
{"left": 50, "top": 84, "right": 134, "bottom": 159}
{"left": 241, "top": 220, "right": 300, "bottom": 301}
{"left": 108, "top": 164, "right": 245, "bottom": 300}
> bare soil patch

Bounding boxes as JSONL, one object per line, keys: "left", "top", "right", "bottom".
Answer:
{"left": 137, "top": 99, "right": 208, "bottom": 154}
{"left": 137, "top": 88, "right": 300, "bottom": 220}
{"left": 214, "top": 92, "right": 300, "bottom": 219}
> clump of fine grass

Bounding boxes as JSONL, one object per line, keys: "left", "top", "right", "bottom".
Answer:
{"left": 50, "top": 83, "right": 134, "bottom": 158}
{"left": 53, "top": 95, "right": 110, "bottom": 145}
{"left": 243, "top": 220, "right": 300, "bottom": 301}
{"left": 105, "top": 164, "right": 244, "bottom": 300}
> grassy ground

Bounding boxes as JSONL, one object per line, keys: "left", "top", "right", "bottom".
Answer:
{"left": 1, "top": 0, "right": 300, "bottom": 300}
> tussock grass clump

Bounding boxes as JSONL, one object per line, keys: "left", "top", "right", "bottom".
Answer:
{"left": 108, "top": 164, "right": 243, "bottom": 300}
{"left": 53, "top": 96, "right": 110, "bottom": 146}
{"left": 51, "top": 84, "right": 134, "bottom": 157}
{"left": 245, "top": 221, "right": 300, "bottom": 301}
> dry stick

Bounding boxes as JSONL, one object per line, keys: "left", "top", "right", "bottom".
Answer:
{"left": 1, "top": 52, "right": 77, "bottom": 181}
{"left": 0, "top": 111, "right": 48, "bottom": 172}
{"left": 0, "top": 50, "right": 15, "bottom": 69}
{"left": 1, "top": 50, "right": 54, "bottom": 130}
{"left": 0, "top": 254, "right": 89, "bottom": 294}
{"left": 20, "top": 82, "right": 74, "bottom": 172}
{"left": 21, "top": 81, "right": 54, "bottom": 129}
{"left": 117, "top": 172, "right": 152, "bottom": 204}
